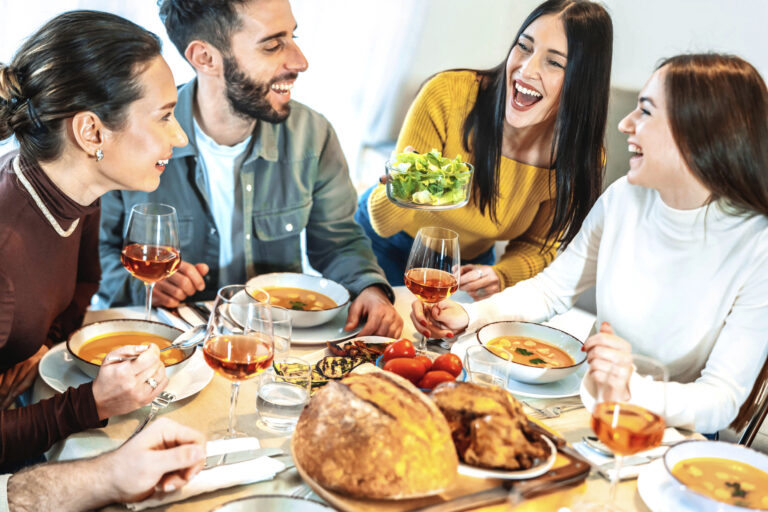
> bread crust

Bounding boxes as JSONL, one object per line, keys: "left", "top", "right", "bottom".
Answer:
{"left": 293, "top": 371, "right": 458, "bottom": 499}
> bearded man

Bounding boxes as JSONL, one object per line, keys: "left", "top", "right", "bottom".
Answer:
{"left": 97, "top": 0, "right": 402, "bottom": 337}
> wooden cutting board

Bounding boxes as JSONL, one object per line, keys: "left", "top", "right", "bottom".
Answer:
{"left": 291, "top": 427, "right": 591, "bottom": 512}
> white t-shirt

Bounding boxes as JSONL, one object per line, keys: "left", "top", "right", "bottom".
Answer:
{"left": 193, "top": 120, "right": 251, "bottom": 287}
{"left": 465, "top": 177, "right": 768, "bottom": 433}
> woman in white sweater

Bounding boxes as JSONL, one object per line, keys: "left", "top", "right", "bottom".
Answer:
{"left": 412, "top": 53, "right": 768, "bottom": 435}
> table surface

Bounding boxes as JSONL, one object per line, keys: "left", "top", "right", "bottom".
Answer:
{"left": 32, "top": 287, "right": 689, "bottom": 511}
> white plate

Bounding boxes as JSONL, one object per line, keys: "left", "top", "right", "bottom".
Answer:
{"left": 39, "top": 343, "right": 213, "bottom": 402}
{"left": 638, "top": 459, "right": 700, "bottom": 512}
{"left": 457, "top": 435, "right": 557, "bottom": 480}
{"left": 451, "top": 335, "right": 587, "bottom": 398}
{"left": 227, "top": 291, "right": 362, "bottom": 345}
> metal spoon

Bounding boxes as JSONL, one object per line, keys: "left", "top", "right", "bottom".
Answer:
{"left": 103, "top": 324, "right": 207, "bottom": 363}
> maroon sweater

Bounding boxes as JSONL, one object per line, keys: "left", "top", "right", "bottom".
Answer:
{"left": 0, "top": 151, "right": 105, "bottom": 465}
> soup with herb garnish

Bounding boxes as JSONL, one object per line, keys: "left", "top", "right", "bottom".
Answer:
{"left": 485, "top": 336, "right": 575, "bottom": 368}
{"left": 78, "top": 332, "right": 185, "bottom": 366}
{"left": 672, "top": 457, "right": 768, "bottom": 509}
{"left": 262, "top": 286, "right": 337, "bottom": 311}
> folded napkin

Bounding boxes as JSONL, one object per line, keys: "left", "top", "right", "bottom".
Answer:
{"left": 126, "top": 437, "right": 286, "bottom": 511}
{"left": 573, "top": 428, "right": 686, "bottom": 480}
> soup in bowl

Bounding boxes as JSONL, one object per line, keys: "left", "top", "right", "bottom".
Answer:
{"left": 245, "top": 273, "right": 350, "bottom": 328}
{"left": 476, "top": 321, "right": 586, "bottom": 384}
{"left": 664, "top": 440, "right": 768, "bottom": 511}
{"left": 67, "top": 319, "right": 194, "bottom": 379}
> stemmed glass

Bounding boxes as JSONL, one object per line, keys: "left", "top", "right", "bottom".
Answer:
{"left": 202, "top": 285, "right": 273, "bottom": 439}
{"left": 580, "top": 353, "right": 668, "bottom": 511}
{"left": 404, "top": 227, "right": 460, "bottom": 351}
{"left": 121, "top": 203, "right": 181, "bottom": 320}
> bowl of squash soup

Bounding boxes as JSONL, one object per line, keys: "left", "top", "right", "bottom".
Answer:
{"left": 245, "top": 273, "right": 350, "bottom": 328}
{"left": 476, "top": 321, "right": 586, "bottom": 384}
{"left": 664, "top": 440, "right": 768, "bottom": 511}
{"left": 66, "top": 319, "right": 195, "bottom": 379}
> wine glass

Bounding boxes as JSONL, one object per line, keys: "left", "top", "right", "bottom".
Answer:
{"left": 121, "top": 203, "right": 181, "bottom": 320}
{"left": 580, "top": 353, "right": 668, "bottom": 511}
{"left": 202, "top": 285, "right": 273, "bottom": 439}
{"left": 404, "top": 227, "right": 460, "bottom": 351}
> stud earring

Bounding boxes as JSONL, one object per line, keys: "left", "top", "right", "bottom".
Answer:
{"left": 95, "top": 149, "right": 104, "bottom": 161}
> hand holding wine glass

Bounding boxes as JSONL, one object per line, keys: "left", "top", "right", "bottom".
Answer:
{"left": 202, "top": 285, "right": 273, "bottom": 439}
{"left": 404, "top": 227, "right": 460, "bottom": 351}
{"left": 121, "top": 203, "right": 181, "bottom": 319}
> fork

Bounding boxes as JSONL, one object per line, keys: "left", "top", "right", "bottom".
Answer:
{"left": 522, "top": 400, "right": 582, "bottom": 418}
{"left": 127, "top": 391, "right": 175, "bottom": 441}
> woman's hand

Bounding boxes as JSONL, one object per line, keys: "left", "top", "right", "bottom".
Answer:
{"left": 0, "top": 344, "right": 49, "bottom": 409}
{"left": 459, "top": 264, "right": 501, "bottom": 300}
{"left": 410, "top": 299, "right": 469, "bottom": 339}
{"left": 92, "top": 344, "right": 169, "bottom": 420}
{"left": 583, "top": 322, "right": 633, "bottom": 403}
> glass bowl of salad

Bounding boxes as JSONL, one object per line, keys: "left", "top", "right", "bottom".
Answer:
{"left": 385, "top": 150, "right": 474, "bottom": 210}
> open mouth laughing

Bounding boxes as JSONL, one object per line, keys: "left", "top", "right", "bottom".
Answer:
{"left": 628, "top": 143, "right": 643, "bottom": 163}
{"left": 513, "top": 80, "right": 543, "bottom": 109}
{"left": 270, "top": 81, "right": 294, "bottom": 96}
{"left": 155, "top": 158, "right": 169, "bottom": 171}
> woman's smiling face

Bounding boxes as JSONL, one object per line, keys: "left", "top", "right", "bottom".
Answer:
{"left": 504, "top": 14, "right": 568, "bottom": 131}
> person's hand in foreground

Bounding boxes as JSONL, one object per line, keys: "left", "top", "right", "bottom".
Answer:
{"left": 410, "top": 299, "right": 469, "bottom": 340}
{"left": 345, "top": 286, "right": 403, "bottom": 337}
{"left": 152, "top": 261, "right": 209, "bottom": 308}
{"left": 583, "top": 321, "right": 633, "bottom": 403}
{"left": 92, "top": 343, "right": 169, "bottom": 420}
{"left": 7, "top": 418, "right": 206, "bottom": 512}
{"left": 459, "top": 264, "right": 501, "bottom": 301}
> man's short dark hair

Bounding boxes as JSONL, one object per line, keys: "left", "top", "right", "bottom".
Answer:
{"left": 158, "top": 0, "right": 250, "bottom": 57}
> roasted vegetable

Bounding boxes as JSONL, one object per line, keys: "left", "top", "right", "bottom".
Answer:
{"left": 316, "top": 356, "right": 354, "bottom": 379}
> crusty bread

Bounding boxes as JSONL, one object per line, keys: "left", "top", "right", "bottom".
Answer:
{"left": 292, "top": 371, "right": 458, "bottom": 499}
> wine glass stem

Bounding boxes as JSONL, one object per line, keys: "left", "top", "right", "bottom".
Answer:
{"left": 609, "top": 454, "right": 623, "bottom": 503}
{"left": 416, "top": 330, "right": 427, "bottom": 352}
{"left": 144, "top": 282, "right": 155, "bottom": 320}
{"left": 228, "top": 381, "right": 240, "bottom": 436}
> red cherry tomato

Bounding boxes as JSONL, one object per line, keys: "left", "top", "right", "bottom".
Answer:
{"left": 431, "top": 353, "right": 463, "bottom": 378}
{"left": 417, "top": 370, "right": 456, "bottom": 390}
{"left": 382, "top": 338, "right": 416, "bottom": 362}
{"left": 414, "top": 355, "right": 433, "bottom": 373}
{"left": 383, "top": 357, "right": 426, "bottom": 385}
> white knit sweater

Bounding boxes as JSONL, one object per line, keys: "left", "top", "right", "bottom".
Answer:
{"left": 465, "top": 177, "right": 768, "bottom": 433}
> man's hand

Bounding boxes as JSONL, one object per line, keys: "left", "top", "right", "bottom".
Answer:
{"left": 0, "top": 344, "right": 48, "bottom": 409}
{"left": 583, "top": 322, "right": 634, "bottom": 403}
{"left": 92, "top": 344, "right": 169, "bottom": 420}
{"left": 152, "top": 262, "right": 209, "bottom": 308}
{"left": 106, "top": 418, "right": 206, "bottom": 502}
{"left": 459, "top": 264, "right": 501, "bottom": 301}
{"left": 345, "top": 286, "right": 403, "bottom": 337}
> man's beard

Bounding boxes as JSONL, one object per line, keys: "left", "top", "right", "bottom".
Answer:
{"left": 222, "top": 55, "right": 295, "bottom": 123}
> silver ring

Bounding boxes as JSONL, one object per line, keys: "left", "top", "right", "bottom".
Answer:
{"left": 477, "top": 289, "right": 487, "bottom": 297}
{"left": 477, "top": 269, "right": 485, "bottom": 278}
{"left": 146, "top": 377, "right": 158, "bottom": 390}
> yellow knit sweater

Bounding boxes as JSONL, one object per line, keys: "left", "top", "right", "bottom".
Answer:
{"left": 368, "top": 71, "right": 558, "bottom": 289}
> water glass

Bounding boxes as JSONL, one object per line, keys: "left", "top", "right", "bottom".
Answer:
{"left": 464, "top": 345, "right": 508, "bottom": 387}
{"left": 257, "top": 356, "right": 311, "bottom": 432}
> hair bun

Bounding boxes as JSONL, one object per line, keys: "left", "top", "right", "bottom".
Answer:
{"left": 0, "top": 64, "right": 23, "bottom": 139}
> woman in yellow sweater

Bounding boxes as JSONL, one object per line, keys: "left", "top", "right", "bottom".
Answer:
{"left": 355, "top": 0, "right": 612, "bottom": 299}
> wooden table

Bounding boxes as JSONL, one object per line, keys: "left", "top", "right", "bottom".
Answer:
{"left": 33, "top": 287, "right": 681, "bottom": 511}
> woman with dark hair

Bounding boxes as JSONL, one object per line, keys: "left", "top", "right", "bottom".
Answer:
{"left": 414, "top": 53, "right": 768, "bottom": 434}
{"left": 356, "top": 0, "right": 612, "bottom": 300}
{"left": 0, "top": 10, "right": 188, "bottom": 468}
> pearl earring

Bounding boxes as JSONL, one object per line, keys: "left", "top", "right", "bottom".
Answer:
{"left": 95, "top": 149, "right": 104, "bottom": 161}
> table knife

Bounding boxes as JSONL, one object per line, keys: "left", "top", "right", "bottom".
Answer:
{"left": 203, "top": 447, "right": 284, "bottom": 470}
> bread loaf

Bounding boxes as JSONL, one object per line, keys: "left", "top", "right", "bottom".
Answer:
{"left": 292, "top": 371, "right": 458, "bottom": 499}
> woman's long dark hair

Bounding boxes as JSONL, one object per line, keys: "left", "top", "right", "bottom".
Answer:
{"left": 463, "top": 0, "right": 612, "bottom": 248}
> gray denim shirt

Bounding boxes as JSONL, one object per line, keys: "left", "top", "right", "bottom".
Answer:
{"left": 97, "top": 79, "right": 392, "bottom": 306}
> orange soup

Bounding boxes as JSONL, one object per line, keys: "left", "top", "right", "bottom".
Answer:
{"left": 78, "top": 331, "right": 184, "bottom": 366}
{"left": 485, "top": 336, "right": 575, "bottom": 368}
{"left": 262, "top": 286, "right": 337, "bottom": 311}
{"left": 672, "top": 457, "right": 768, "bottom": 509}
